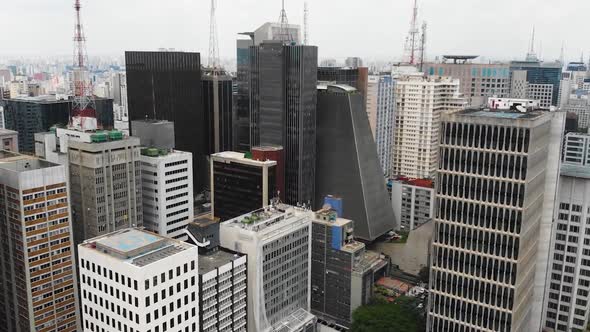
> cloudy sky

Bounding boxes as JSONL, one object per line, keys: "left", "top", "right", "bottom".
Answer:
{"left": 3, "top": 0, "right": 589, "bottom": 63}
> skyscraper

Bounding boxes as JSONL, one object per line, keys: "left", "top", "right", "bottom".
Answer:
{"left": 509, "top": 60, "right": 562, "bottom": 107}
{"left": 202, "top": 69, "right": 233, "bottom": 155}
{"left": 0, "top": 152, "right": 80, "bottom": 331}
{"left": 125, "top": 51, "right": 207, "bottom": 194}
{"left": 235, "top": 38, "right": 254, "bottom": 152}
{"left": 315, "top": 84, "right": 395, "bottom": 241}
{"left": 249, "top": 41, "right": 318, "bottom": 206}
{"left": 427, "top": 107, "right": 564, "bottom": 332}
{"left": 392, "top": 75, "right": 464, "bottom": 179}
{"left": 366, "top": 75, "right": 395, "bottom": 176}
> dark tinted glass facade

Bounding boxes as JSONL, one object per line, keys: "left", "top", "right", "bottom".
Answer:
{"left": 202, "top": 74, "right": 233, "bottom": 155}
{"left": 235, "top": 39, "right": 254, "bottom": 152}
{"left": 510, "top": 61, "right": 562, "bottom": 106}
{"left": 125, "top": 51, "right": 206, "bottom": 193}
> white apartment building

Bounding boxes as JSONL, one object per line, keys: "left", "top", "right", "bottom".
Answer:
{"left": 220, "top": 204, "right": 316, "bottom": 332}
{"left": 366, "top": 75, "right": 395, "bottom": 177}
{"left": 79, "top": 228, "right": 199, "bottom": 332}
{"left": 563, "top": 132, "right": 590, "bottom": 166}
{"left": 392, "top": 74, "right": 464, "bottom": 179}
{"left": 390, "top": 178, "right": 434, "bottom": 231}
{"left": 528, "top": 83, "right": 554, "bottom": 109}
{"left": 141, "top": 148, "right": 193, "bottom": 240}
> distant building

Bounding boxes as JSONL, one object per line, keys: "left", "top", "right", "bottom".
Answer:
{"left": 390, "top": 177, "right": 434, "bottom": 231}
{"left": 563, "top": 132, "right": 590, "bottom": 166}
{"left": 253, "top": 22, "right": 301, "bottom": 46}
{"left": 125, "top": 51, "right": 207, "bottom": 195}
{"left": 0, "top": 128, "right": 18, "bottom": 152}
{"left": 0, "top": 153, "right": 80, "bottom": 331}
{"left": 130, "top": 119, "right": 175, "bottom": 150}
{"left": 202, "top": 70, "right": 233, "bottom": 155}
{"left": 79, "top": 229, "right": 199, "bottom": 332}
{"left": 563, "top": 98, "right": 590, "bottom": 129}
{"left": 311, "top": 208, "right": 389, "bottom": 329}
{"left": 185, "top": 220, "right": 248, "bottom": 332}
{"left": 366, "top": 75, "right": 395, "bottom": 176}
{"left": 210, "top": 151, "right": 276, "bottom": 222}
{"left": 316, "top": 84, "right": 395, "bottom": 241}
{"left": 220, "top": 204, "right": 316, "bottom": 332}
{"left": 510, "top": 60, "right": 562, "bottom": 106}
{"left": 392, "top": 75, "right": 465, "bottom": 179}
{"left": 510, "top": 70, "right": 529, "bottom": 99}
{"left": 345, "top": 57, "right": 363, "bottom": 68}
{"left": 140, "top": 148, "right": 193, "bottom": 240}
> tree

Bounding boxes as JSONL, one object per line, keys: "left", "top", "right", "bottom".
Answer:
{"left": 351, "top": 296, "right": 426, "bottom": 332}
{"left": 418, "top": 266, "right": 430, "bottom": 284}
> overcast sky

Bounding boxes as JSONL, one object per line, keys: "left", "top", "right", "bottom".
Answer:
{"left": 3, "top": 0, "right": 589, "bottom": 63}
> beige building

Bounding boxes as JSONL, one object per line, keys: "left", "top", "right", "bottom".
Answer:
{"left": 391, "top": 74, "right": 464, "bottom": 179}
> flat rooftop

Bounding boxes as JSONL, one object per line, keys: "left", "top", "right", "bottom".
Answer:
{"left": 456, "top": 107, "right": 548, "bottom": 120}
{"left": 82, "top": 228, "right": 194, "bottom": 267}
{"left": 198, "top": 248, "right": 243, "bottom": 274}
{"left": 0, "top": 129, "right": 17, "bottom": 136}
{"left": 222, "top": 204, "right": 310, "bottom": 233}
{"left": 211, "top": 151, "right": 276, "bottom": 167}
{"left": 0, "top": 153, "right": 57, "bottom": 172}
{"left": 561, "top": 163, "right": 590, "bottom": 180}
{"left": 272, "top": 308, "right": 316, "bottom": 332}
{"left": 10, "top": 95, "right": 68, "bottom": 103}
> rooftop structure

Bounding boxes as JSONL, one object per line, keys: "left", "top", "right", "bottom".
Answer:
{"left": 0, "top": 128, "right": 18, "bottom": 152}
{"left": 441, "top": 55, "right": 479, "bottom": 64}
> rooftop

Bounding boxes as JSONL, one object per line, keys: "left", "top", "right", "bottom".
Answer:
{"left": 211, "top": 151, "right": 276, "bottom": 167}
{"left": 81, "top": 228, "right": 194, "bottom": 267}
{"left": 391, "top": 177, "right": 434, "bottom": 189}
{"left": 0, "top": 153, "right": 58, "bottom": 172}
{"left": 455, "top": 107, "right": 548, "bottom": 120}
{"left": 198, "top": 248, "right": 243, "bottom": 274}
{"left": 353, "top": 250, "right": 388, "bottom": 274}
{"left": 0, "top": 129, "right": 18, "bottom": 136}
{"left": 9, "top": 95, "right": 68, "bottom": 103}
{"left": 222, "top": 204, "right": 311, "bottom": 233}
{"left": 272, "top": 308, "right": 316, "bottom": 332}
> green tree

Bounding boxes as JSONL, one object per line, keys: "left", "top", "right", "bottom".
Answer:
{"left": 418, "top": 266, "right": 430, "bottom": 284}
{"left": 351, "top": 296, "right": 426, "bottom": 332}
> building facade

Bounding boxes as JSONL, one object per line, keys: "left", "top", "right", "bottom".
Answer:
{"left": 366, "top": 75, "right": 395, "bottom": 176}
{"left": 0, "top": 153, "right": 79, "bottom": 331}
{"left": 390, "top": 177, "right": 434, "bottom": 231}
{"left": 509, "top": 60, "right": 562, "bottom": 106}
{"left": 0, "top": 129, "right": 18, "bottom": 152}
{"left": 563, "top": 132, "right": 590, "bottom": 166}
{"left": 392, "top": 75, "right": 464, "bottom": 179}
{"left": 202, "top": 70, "right": 233, "bottom": 155}
{"left": 79, "top": 228, "right": 199, "bottom": 332}
{"left": 427, "top": 108, "right": 564, "bottom": 332}
{"left": 141, "top": 148, "right": 193, "bottom": 240}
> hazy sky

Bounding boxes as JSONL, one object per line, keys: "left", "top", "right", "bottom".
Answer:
{"left": 3, "top": 0, "right": 589, "bottom": 63}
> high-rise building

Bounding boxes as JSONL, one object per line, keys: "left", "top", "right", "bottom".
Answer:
{"left": 366, "top": 75, "right": 395, "bottom": 176}
{"left": 510, "top": 70, "right": 529, "bottom": 99}
{"left": 220, "top": 204, "right": 316, "bottom": 332}
{"left": 427, "top": 107, "right": 564, "bottom": 332}
{"left": 140, "top": 148, "right": 193, "bottom": 240}
{"left": 64, "top": 128, "right": 143, "bottom": 245}
{"left": 235, "top": 38, "right": 254, "bottom": 152}
{"left": 202, "top": 69, "right": 233, "bottom": 155}
{"left": 251, "top": 145, "right": 285, "bottom": 202}
{"left": 510, "top": 60, "right": 562, "bottom": 106}
{"left": 0, "top": 152, "right": 80, "bottom": 331}
{"left": 310, "top": 207, "right": 389, "bottom": 329}
{"left": 315, "top": 84, "right": 395, "bottom": 241}
{"left": 392, "top": 75, "right": 464, "bottom": 179}
{"left": 345, "top": 57, "right": 363, "bottom": 68}
{"left": 425, "top": 56, "right": 511, "bottom": 106}
{"left": 390, "top": 177, "right": 434, "bottom": 231}
{"left": 249, "top": 41, "right": 318, "bottom": 206}
{"left": 185, "top": 219, "right": 248, "bottom": 332}
{"left": 130, "top": 119, "right": 175, "bottom": 150}
{"left": 563, "top": 132, "right": 590, "bottom": 166}
{"left": 563, "top": 98, "right": 590, "bottom": 129}
{"left": 78, "top": 228, "right": 199, "bottom": 332}
{"left": 253, "top": 22, "right": 301, "bottom": 46}
{"left": 210, "top": 151, "right": 276, "bottom": 222}
{"left": 125, "top": 51, "right": 207, "bottom": 194}
{"left": 317, "top": 66, "right": 369, "bottom": 100}
{"left": 542, "top": 162, "right": 590, "bottom": 332}
{"left": 0, "top": 128, "right": 18, "bottom": 152}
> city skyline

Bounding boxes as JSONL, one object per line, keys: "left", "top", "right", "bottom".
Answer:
{"left": 2, "top": 0, "right": 589, "bottom": 63}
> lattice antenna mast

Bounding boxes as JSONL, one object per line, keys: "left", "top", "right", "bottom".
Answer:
{"left": 277, "top": 0, "right": 293, "bottom": 43}
{"left": 525, "top": 26, "right": 538, "bottom": 61}
{"left": 418, "top": 22, "right": 427, "bottom": 72}
{"left": 71, "top": 0, "right": 96, "bottom": 131}
{"left": 208, "top": 0, "right": 220, "bottom": 69}
{"left": 403, "top": 0, "right": 420, "bottom": 65}
{"left": 303, "top": 2, "right": 309, "bottom": 45}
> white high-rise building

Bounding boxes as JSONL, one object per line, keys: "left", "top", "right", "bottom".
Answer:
{"left": 392, "top": 74, "right": 464, "bottom": 179}
{"left": 366, "top": 75, "right": 395, "bottom": 177}
{"left": 79, "top": 228, "right": 199, "bottom": 332}
{"left": 220, "top": 204, "right": 316, "bottom": 332}
{"left": 140, "top": 148, "right": 193, "bottom": 240}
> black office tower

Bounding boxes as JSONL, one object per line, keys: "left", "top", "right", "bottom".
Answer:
{"left": 202, "top": 69, "right": 233, "bottom": 155}
{"left": 250, "top": 41, "right": 318, "bottom": 206}
{"left": 125, "top": 51, "right": 206, "bottom": 194}
{"left": 315, "top": 84, "right": 395, "bottom": 241}
{"left": 235, "top": 38, "right": 254, "bottom": 152}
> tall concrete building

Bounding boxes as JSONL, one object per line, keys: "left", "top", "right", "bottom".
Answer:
{"left": 366, "top": 75, "right": 395, "bottom": 176}
{"left": 125, "top": 51, "right": 207, "bottom": 194}
{"left": 425, "top": 56, "right": 511, "bottom": 106}
{"left": 316, "top": 84, "right": 396, "bottom": 241}
{"left": 249, "top": 41, "right": 318, "bottom": 206}
{"left": 392, "top": 75, "right": 464, "bottom": 179}
{"left": 0, "top": 152, "right": 79, "bottom": 331}
{"left": 427, "top": 107, "right": 564, "bottom": 332}
{"left": 78, "top": 228, "right": 199, "bottom": 332}
{"left": 390, "top": 177, "right": 434, "bottom": 231}
{"left": 202, "top": 69, "right": 233, "bottom": 155}
{"left": 140, "top": 148, "right": 193, "bottom": 240}
{"left": 64, "top": 128, "right": 143, "bottom": 245}
{"left": 220, "top": 204, "right": 316, "bottom": 332}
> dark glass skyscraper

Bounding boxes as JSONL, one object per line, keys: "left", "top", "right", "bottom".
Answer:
{"left": 125, "top": 51, "right": 206, "bottom": 194}
{"left": 235, "top": 38, "right": 254, "bottom": 152}
{"left": 202, "top": 69, "right": 233, "bottom": 155}
{"left": 250, "top": 41, "right": 318, "bottom": 206}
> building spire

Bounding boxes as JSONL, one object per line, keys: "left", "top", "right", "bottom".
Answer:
{"left": 558, "top": 41, "right": 564, "bottom": 64}
{"left": 525, "top": 26, "right": 538, "bottom": 61}
{"left": 277, "top": 0, "right": 293, "bottom": 43}
{"left": 207, "top": 0, "right": 220, "bottom": 69}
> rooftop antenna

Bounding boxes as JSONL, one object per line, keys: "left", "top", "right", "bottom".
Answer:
{"left": 418, "top": 21, "right": 427, "bottom": 72}
{"left": 277, "top": 0, "right": 293, "bottom": 43}
{"left": 403, "top": 0, "right": 420, "bottom": 65}
{"left": 303, "top": 1, "right": 309, "bottom": 45}
{"left": 525, "top": 26, "right": 538, "bottom": 61}
{"left": 208, "top": 0, "right": 220, "bottom": 70}
{"left": 558, "top": 41, "right": 565, "bottom": 64}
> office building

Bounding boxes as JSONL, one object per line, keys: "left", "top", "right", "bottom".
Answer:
{"left": 125, "top": 51, "right": 207, "bottom": 194}
{"left": 510, "top": 60, "right": 562, "bottom": 106}
{"left": 140, "top": 148, "right": 193, "bottom": 240}
{"left": 542, "top": 163, "right": 590, "bottom": 331}
{"left": 130, "top": 119, "right": 175, "bottom": 150}
{"left": 310, "top": 207, "right": 389, "bottom": 329}
{"left": 78, "top": 228, "right": 199, "bottom": 332}
{"left": 249, "top": 41, "right": 318, "bottom": 206}
{"left": 220, "top": 204, "right": 316, "bottom": 332}
{"left": 426, "top": 56, "right": 511, "bottom": 106}
{"left": 0, "top": 128, "right": 18, "bottom": 152}
{"left": 317, "top": 66, "right": 369, "bottom": 100}
{"left": 253, "top": 22, "right": 301, "bottom": 45}
{"left": 235, "top": 38, "right": 254, "bottom": 152}
{"left": 251, "top": 145, "right": 285, "bottom": 202}
{"left": 64, "top": 128, "right": 143, "bottom": 245}
{"left": 345, "top": 57, "right": 363, "bottom": 68}
{"left": 366, "top": 75, "right": 395, "bottom": 176}
{"left": 427, "top": 107, "right": 564, "bottom": 332}
{"left": 0, "top": 152, "right": 79, "bottom": 331}
{"left": 316, "top": 84, "right": 395, "bottom": 241}
{"left": 510, "top": 70, "right": 529, "bottom": 99}
{"left": 210, "top": 151, "right": 276, "bottom": 222}
{"left": 563, "top": 98, "right": 590, "bottom": 129}
{"left": 185, "top": 220, "right": 248, "bottom": 332}
{"left": 390, "top": 177, "right": 434, "bottom": 231}
{"left": 563, "top": 132, "right": 590, "bottom": 166}
{"left": 202, "top": 69, "right": 233, "bottom": 154}
{"left": 392, "top": 75, "right": 464, "bottom": 179}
